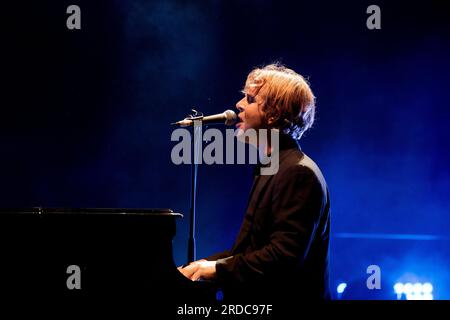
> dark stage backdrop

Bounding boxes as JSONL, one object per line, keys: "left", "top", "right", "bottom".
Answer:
{"left": 1, "top": 0, "right": 450, "bottom": 299}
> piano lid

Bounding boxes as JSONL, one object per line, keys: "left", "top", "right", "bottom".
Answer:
{"left": 0, "top": 207, "right": 183, "bottom": 217}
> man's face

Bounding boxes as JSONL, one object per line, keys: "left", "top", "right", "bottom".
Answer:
{"left": 235, "top": 86, "right": 267, "bottom": 133}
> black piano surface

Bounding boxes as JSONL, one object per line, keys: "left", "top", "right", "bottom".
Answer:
{"left": 0, "top": 208, "right": 216, "bottom": 304}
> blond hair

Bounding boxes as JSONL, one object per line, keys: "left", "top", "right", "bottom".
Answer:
{"left": 244, "top": 63, "right": 316, "bottom": 140}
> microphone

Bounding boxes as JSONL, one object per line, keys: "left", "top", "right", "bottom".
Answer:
{"left": 173, "top": 110, "right": 238, "bottom": 127}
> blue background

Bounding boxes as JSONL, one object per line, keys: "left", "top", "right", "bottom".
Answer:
{"left": 2, "top": 0, "right": 450, "bottom": 299}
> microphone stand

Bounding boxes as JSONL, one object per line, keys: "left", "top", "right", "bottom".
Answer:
{"left": 176, "top": 109, "right": 236, "bottom": 264}
{"left": 187, "top": 110, "right": 204, "bottom": 264}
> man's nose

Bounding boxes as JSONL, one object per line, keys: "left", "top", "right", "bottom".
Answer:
{"left": 236, "top": 99, "right": 244, "bottom": 112}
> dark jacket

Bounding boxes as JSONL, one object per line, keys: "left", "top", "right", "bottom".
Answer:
{"left": 207, "top": 135, "right": 331, "bottom": 301}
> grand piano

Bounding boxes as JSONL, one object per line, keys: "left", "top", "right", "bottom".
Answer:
{"left": 0, "top": 208, "right": 216, "bottom": 305}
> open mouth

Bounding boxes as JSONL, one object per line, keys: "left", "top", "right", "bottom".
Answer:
{"left": 235, "top": 115, "right": 244, "bottom": 128}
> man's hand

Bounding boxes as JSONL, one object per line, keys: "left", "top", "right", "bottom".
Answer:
{"left": 177, "top": 259, "right": 217, "bottom": 281}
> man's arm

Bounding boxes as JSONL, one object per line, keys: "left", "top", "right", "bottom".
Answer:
{"left": 215, "top": 165, "right": 323, "bottom": 285}
{"left": 205, "top": 250, "right": 232, "bottom": 261}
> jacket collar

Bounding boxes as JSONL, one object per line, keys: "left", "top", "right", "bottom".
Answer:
{"left": 253, "top": 133, "right": 301, "bottom": 177}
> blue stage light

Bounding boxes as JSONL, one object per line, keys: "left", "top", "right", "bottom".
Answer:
{"left": 403, "top": 283, "right": 413, "bottom": 295}
{"left": 422, "top": 282, "right": 433, "bottom": 294}
{"left": 394, "top": 282, "right": 404, "bottom": 294}
{"left": 422, "top": 293, "right": 433, "bottom": 300}
{"left": 406, "top": 293, "right": 416, "bottom": 300}
{"left": 413, "top": 283, "right": 423, "bottom": 294}
{"left": 337, "top": 282, "right": 347, "bottom": 294}
{"left": 401, "top": 282, "right": 434, "bottom": 300}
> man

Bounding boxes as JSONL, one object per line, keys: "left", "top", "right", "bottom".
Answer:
{"left": 179, "top": 64, "right": 331, "bottom": 301}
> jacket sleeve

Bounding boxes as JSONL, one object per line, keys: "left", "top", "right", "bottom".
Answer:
{"left": 215, "top": 165, "right": 323, "bottom": 285}
{"left": 205, "top": 250, "right": 232, "bottom": 261}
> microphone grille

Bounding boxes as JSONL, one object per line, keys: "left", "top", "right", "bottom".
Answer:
{"left": 224, "top": 110, "right": 237, "bottom": 126}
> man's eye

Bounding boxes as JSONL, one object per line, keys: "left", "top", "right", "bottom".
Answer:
{"left": 246, "top": 95, "right": 255, "bottom": 104}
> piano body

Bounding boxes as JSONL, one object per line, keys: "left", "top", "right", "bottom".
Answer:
{"left": 0, "top": 208, "right": 216, "bottom": 304}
